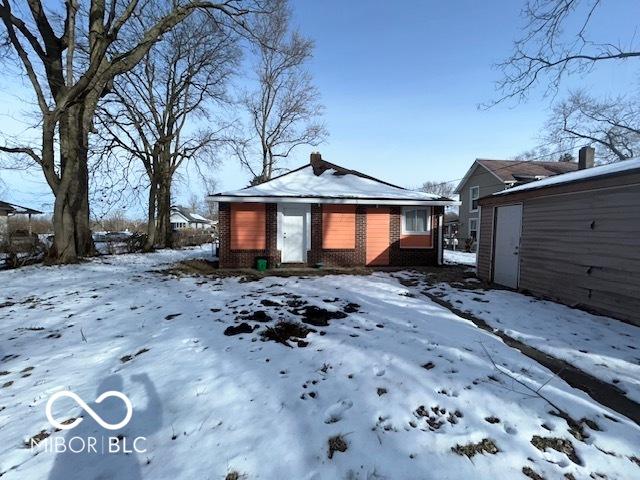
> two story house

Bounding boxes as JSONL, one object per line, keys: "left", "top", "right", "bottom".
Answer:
{"left": 454, "top": 159, "right": 579, "bottom": 247}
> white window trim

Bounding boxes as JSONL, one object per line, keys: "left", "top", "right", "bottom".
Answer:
{"left": 469, "top": 218, "right": 478, "bottom": 238}
{"left": 469, "top": 186, "right": 480, "bottom": 213}
{"left": 401, "top": 206, "right": 432, "bottom": 236}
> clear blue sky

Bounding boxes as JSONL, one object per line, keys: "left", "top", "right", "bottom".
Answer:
{"left": 0, "top": 0, "right": 637, "bottom": 216}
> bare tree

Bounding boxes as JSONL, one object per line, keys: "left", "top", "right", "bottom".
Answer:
{"left": 419, "top": 181, "right": 455, "bottom": 198}
{"left": 545, "top": 90, "right": 640, "bottom": 163}
{"left": 98, "top": 11, "right": 239, "bottom": 249}
{"left": 493, "top": 0, "right": 640, "bottom": 104}
{"left": 0, "top": 0, "right": 272, "bottom": 263}
{"left": 235, "top": 3, "right": 326, "bottom": 184}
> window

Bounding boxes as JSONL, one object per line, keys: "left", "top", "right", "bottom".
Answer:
{"left": 470, "top": 186, "right": 480, "bottom": 212}
{"left": 469, "top": 218, "right": 478, "bottom": 240}
{"left": 402, "top": 207, "right": 431, "bottom": 234}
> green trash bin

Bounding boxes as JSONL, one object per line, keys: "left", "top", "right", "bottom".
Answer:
{"left": 256, "top": 257, "right": 268, "bottom": 272}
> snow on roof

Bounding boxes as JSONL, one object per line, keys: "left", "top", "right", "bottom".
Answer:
{"left": 170, "top": 206, "right": 213, "bottom": 223}
{"left": 0, "top": 200, "right": 42, "bottom": 215}
{"left": 493, "top": 158, "right": 640, "bottom": 196}
{"left": 190, "top": 213, "right": 213, "bottom": 223}
{"left": 211, "top": 159, "right": 456, "bottom": 205}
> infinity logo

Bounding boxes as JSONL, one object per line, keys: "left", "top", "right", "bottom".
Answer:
{"left": 46, "top": 390, "right": 133, "bottom": 431}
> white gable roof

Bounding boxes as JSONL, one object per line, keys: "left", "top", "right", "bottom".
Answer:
{"left": 493, "top": 158, "right": 640, "bottom": 196}
{"left": 210, "top": 162, "right": 458, "bottom": 206}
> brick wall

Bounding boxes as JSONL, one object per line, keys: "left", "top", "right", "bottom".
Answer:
{"left": 308, "top": 205, "right": 366, "bottom": 266}
{"left": 388, "top": 206, "right": 441, "bottom": 266}
{"left": 218, "top": 202, "right": 280, "bottom": 268}
{"left": 219, "top": 202, "right": 442, "bottom": 268}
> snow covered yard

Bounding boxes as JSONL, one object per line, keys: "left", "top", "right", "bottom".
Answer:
{"left": 443, "top": 250, "right": 476, "bottom": 267}
{"left": 1, "top": 249, "right": 640, "bottom": 480}
{"left": 415, "top": 277, "right": 640, "bottom": 405}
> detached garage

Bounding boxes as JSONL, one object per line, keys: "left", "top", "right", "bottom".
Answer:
{"left": 477, "top": 148, "right": 640, "bottom": 325}
{"left": 209, "top": 153, "right": 457, "bottom": 269}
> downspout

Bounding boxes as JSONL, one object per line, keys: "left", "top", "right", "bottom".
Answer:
{"left": 437, "top": 210, "right": 443, "bottom": 266}
{"left": 475, "top": 206, "right": 481, "bottom": 274}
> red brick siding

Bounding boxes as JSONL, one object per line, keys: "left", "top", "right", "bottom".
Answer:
{"left": 219, "top": 202, "right": 442, "bottom": 268}
{"left": 219, "top": 202, "right": 280, "bottom": 268}
{"left": 308, "top": 204, "right": 366, "bottom": 267}
{"left": 388, "top": 206, "right": 440, "bottom": 266}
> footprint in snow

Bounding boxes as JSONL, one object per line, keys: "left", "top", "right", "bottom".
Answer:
{"left": 373, "top": 366, "right": 386, "bottom": 377}
{"left": 324, "top": 399, "right": 353, "bottom": 424}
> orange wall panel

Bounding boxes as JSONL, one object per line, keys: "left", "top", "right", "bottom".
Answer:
{"left": 400, "top": 234, "right": 433, "bottom": 248}
{"left": 366, "top": 208, "right": 390, "bottom": 265}
{"left": 322, "top": 205, "right": 356, "bottom": 249}
{"left": 231, "top": 203, "right": 266, "bottom": 250}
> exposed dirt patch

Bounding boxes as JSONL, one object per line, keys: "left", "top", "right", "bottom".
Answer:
{"left": 343, "top": 303, "right": 360, "bottom": 313}
{"left": 422, "top": 362, "right": 435, "bottom": 370}
{"left": 224, "top": 471, "right": 245, "bottom": 480}
{"left": 240, "top": 310, "right": 272, "bottom": 322}
{"left": 291, "top": 306, "right": 348, "bottom": 326}
{"left": 328, "top": 435, "right": 348, "bottom": 459}
{"left": 25, "top": 429, "right": 51, "bottom": 447}
{"left": 485, "top": 416, "right": 501, "bottom": 424}
{"left": 451, "top": 438, "right": 499, "bottom": 458}
{"left": 522, "top": 466, "right": 544, "bottom": 480}
{"left": 261, "top": 321, "right": 315, "bottom": 347}
{"left": 531, "top": 435, "right": 581, "bottom": 465}
{"left": 260, "top": 299, "right": 281, "bottom": 307}
{"left": 224, "top": 323, "right": 255, "bottom": 336}
{"left": 377, "top": 387, "right": 387, "bottom": 396}
{"left": 163, "top": 259, "right": 376, "bottom": 281}
{"left": 25, "top": 418, "right": 76, "bottom": 447}
{"left": 120, "top": 348, "right": 150, "bottom": 363}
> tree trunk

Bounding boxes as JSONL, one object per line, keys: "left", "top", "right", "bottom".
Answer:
{"left": 155, "top": 173, "right": 172, "bottom": 248}
{"left": 50, "top": 104, "right": 94, "bottom": 263}
{"left": 144, "top": 180, "right": 157, "bottom": 251}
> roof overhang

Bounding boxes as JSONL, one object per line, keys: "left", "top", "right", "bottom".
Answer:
{"left": 453, "top": 160, "right": 508, "bottom": 194}
{"left": 208, "top": 195, "right": 459, "bottom": 206}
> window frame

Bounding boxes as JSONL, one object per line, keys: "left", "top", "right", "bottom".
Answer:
{"left": 469, "top": 218, "right": 478, "bottom": 240}
{"left": 401, "top": 207, "right": 432, "bottom": 236}
{"left": 469, "top": 186, "right": 480, "bottom": 212}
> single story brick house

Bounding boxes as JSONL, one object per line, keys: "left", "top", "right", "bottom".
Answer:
{"left": 209, "top": 153, "right": 457, "bottom": 268}
{"left": 477, "top": 148, "right": 640, "bottom": 325}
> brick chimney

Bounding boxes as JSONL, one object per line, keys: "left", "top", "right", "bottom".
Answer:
{"left": 310, "top": 151, "right": 322, "bottom": 166}
{"left": 578, "top": 146, "right": 595, "bottom": 170}
{"left": 310, "top": 151, "right": 327, "bottom": 175}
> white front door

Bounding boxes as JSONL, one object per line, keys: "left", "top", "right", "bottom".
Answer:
{"left": 493, "top": 204, "right": 523, "bottom": 289}
{"left": 281, "top": 205, "right": 306, "bottom": 263}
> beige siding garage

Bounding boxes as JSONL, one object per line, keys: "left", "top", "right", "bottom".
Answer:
{"left": 519, "top": 185, "right": 640, "bottom": 323}
{"left": 478, "top": 159, "right": 640, "bottom": 326}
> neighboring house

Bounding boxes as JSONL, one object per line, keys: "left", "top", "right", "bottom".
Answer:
{"left": 0, "top": 201, "right": 43, "bottom": 243}
{"left": 476, "top": 147, "right": 640, "bottom": 325}
{"left": 209, "top": 153, "right": 457, "bottom": 268}
{"left": 443, "top": 212, "right": 459, "bottom": 249}
{"left": 0, "top": 202, "right": 11, "bottom": 244}
{"left": 170, "top": 206, "right": 215, "bottom": 230}
{"left": 454, "top": 158, "right": 579, "bottom": 247}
